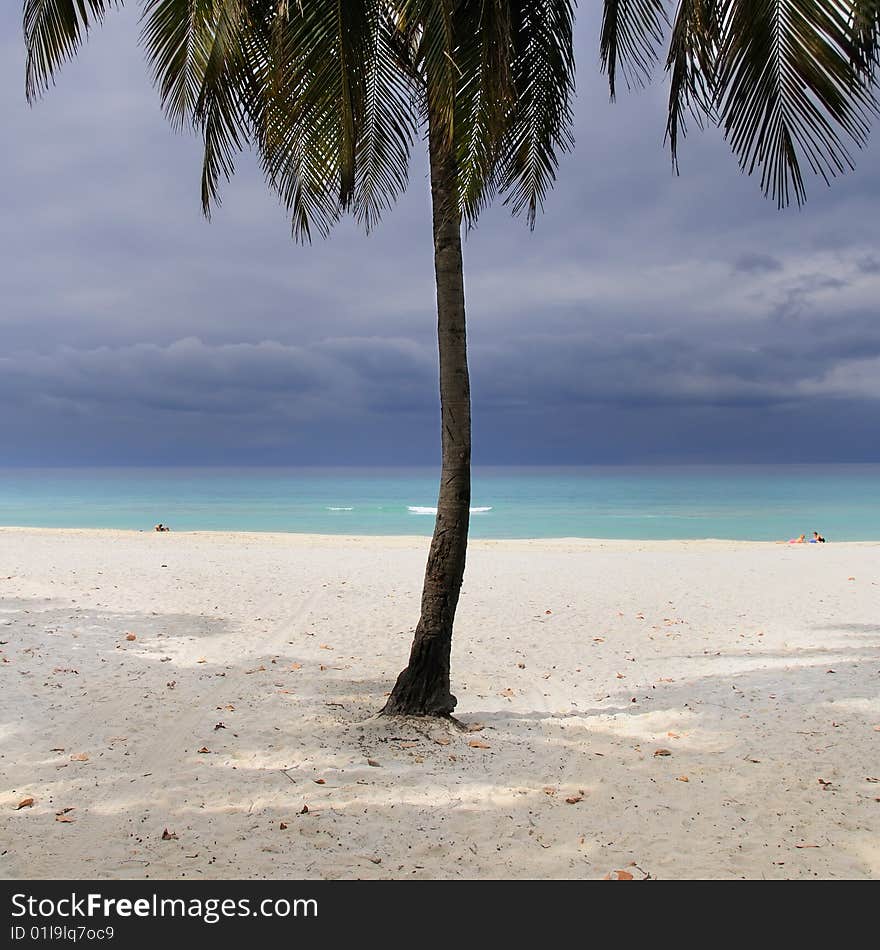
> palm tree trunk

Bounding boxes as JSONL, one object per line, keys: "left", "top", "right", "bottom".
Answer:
{"left": 382, "top": 108, "right": 471, "bottom": 718}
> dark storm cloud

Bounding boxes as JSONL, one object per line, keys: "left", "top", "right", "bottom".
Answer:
{"left": 734, "top": 253, "right": 783, "bottom": 274}
{"left": 1, "top": 5, "right": 879, "bottom": 465}
{"left": 771, "top": 273, "right": 850, "bottom": 322}
{"left": 0, "top": 336, "right": 443, "bottom": 421}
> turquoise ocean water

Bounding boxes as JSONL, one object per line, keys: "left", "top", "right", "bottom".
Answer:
{"left": 0, "top": 465, "right": 877, "bottom": 541}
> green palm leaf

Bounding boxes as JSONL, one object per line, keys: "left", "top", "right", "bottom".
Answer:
{"left": 141, "top": 0, "right": 212, "bottom": 128}
{"left": 142, "top": 0, "right": 250, "bottom": 214}
{"left": 400, "top": 0, "right": 457, "bottom": 146}
{"left": 453, "top": 0, "right": 515, "bottom": 222}
{"left": 665, "top": 0, "right": 720, "bottom": 166}
{"left": 847, "top": 0, "right": 880, "bottom": 75}
{"left": 352, "top": 3, "right": 418, "bottom": 231}
{"left": 496, "top": 0, "right": 576, "bottom": 228}
{"left": 601, "top": 0, "right": 879, "bottom": 205}
{"left": 24, "top": 0, "right": 123, "bottom": 101}
{"left": 600, "top": 0, "right": 669, "bottom": 99}
{"left": 245, "top": 1, "right": 370, "bottom": 240}
{"left": 716, "top": 0, "right": 876, "bottom": 206}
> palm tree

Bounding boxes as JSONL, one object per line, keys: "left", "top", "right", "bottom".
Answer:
{"left": 22, "top": 2, "right": 879, "bottom": 717}
{"left": 23, "top": 0, "right": 576, "bottom": 717}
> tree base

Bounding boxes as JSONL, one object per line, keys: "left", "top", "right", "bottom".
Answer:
{"left": 381, "top": 632, "right": 457, "bottom": 717}
{"left": 381, "top": 675, "right": 457, "bottom": 717}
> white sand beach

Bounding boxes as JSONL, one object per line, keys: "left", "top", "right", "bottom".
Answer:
{"left": 0, "top": 527, "right": 878, "bottom": 880}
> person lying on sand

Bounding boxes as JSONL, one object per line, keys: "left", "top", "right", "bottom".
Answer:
{"left": 154, "top": 523, "right": 170, "bottom": 532}
{"left": 810, "top": 531, "right": 826, "bottom": 543}
{"left": 788, "top": 534, "right": 806, "bottom": 544}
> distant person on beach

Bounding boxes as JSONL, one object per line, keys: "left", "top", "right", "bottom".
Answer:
{"left": 811, "top": 531, "right": 826, "bottom": 543}
{"left": 154, "top": 523, "right": 170, "bottom": 532}
{"left": 788, "top": 534, "right": 806, "bottom": 544}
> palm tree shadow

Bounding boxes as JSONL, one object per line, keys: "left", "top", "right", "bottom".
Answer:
{"left": 4, "top": 594, "right": 879, "bottom": 880}
{"left": 810, "top": 623, "right": 880, "bottom": 635}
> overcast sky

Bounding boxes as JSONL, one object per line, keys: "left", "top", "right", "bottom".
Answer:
{"left": 2, "top": 6, "right": 879, "bottom": 466}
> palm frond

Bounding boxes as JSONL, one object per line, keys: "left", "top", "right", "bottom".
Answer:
{"left": 600, "top": 0, "right": 669, "bottom": 99}
{"left": 849, "top": 0, "right": 880, "bottom": 76}
{"left": 243, "top": 5, "right": 348, "bottom": 241}
{"left": 141, "top": 0, "right": 251, "bottom": 215}
{"left": 400, "top": 0, "right": 457, "bottom": 146}
{"left": 715, "top": 0, "right": 877, "bottom": 207}
{"left": 496, "top": 0, "right": 576, "bottom": 228}
{"left": 141, "top": 0, "right": 212, "bottom": 128}
{"left": 352, "top": 3, "right": 418, "bottom": 231}
{"left": 454, "top": 0, "right": 515, "bottom": 223}
{"left": 24, "top": 0, "right": 123, "bottom": 101}
{"left": 193, "top": 0, "right": 251, "bottom": 214}
{"left": 241, "top": 1, "right": 375, "bottom": 241}
{"left": 665, "top": 0, "right": 721, "bottom": 167}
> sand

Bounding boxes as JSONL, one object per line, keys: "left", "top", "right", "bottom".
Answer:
{"left": 0, "top": 526, "right": 878, "bottom": 880}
